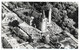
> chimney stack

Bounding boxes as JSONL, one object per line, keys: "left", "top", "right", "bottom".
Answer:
{"left": 41, "top": 10, "right": 47, "bottom": 32}
{"left": 48, "top": 7, "right": 52, "bottom": 24}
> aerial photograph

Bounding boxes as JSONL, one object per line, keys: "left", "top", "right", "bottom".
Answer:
{"left": 1, "top": 2, "right": 78, "bottom": 49}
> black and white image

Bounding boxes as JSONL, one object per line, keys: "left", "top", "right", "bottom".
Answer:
{"left": 1, "top": 2, "right": 78, "bottom": 49}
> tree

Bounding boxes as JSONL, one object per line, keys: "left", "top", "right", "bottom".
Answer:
{"left": 8, "top": 20, "right": 19, "bottom": 27}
